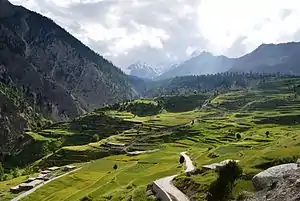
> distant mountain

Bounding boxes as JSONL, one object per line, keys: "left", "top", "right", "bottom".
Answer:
{"left": 158, "top": 51, "right": 235, "bottom": 80}
{"left": 190, "top": 49, "right": 204, "bottom": 58}
{"left": 127, "top": 62, "right": 162, "bottom": 79}
{"left": 229, "top": 42, "right": 300, "bottom": 74}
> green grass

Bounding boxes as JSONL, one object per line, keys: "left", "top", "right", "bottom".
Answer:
{"left": 3, "top": 77, "right": 300, "bottom": 200}
{"left": 21, "top": 150, "right": 184, "bottom": 201}
{"left": 0, "top": 176, "right": 29, "bottom": 201}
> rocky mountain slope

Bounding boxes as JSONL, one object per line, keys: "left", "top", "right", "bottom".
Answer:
{"left": 0, "top": 0, "right": 138, "bottom": 122}
{"left": 230, "top": 42, "right": 300, "bottom": 74}
{"left": 0, "top": 0, "right": 140, "bottom": 155}
{"left": 0, "top": 81, "right": 48, "bottom": 155}
{"left": 158, "top": 51, "right": 235, "bottom": 79}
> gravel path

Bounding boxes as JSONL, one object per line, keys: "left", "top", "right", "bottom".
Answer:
{"left": 11, "top": 168, "right": 82, "bottom": 201}
{"left": 153, "top": 152, "right": 195, "bottom": 201}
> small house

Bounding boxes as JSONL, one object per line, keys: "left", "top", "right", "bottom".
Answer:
{"left": 37, "top": 173, "right": 54, "bottom": 181}
{"left": 25, "top": 177, "right": 36, "bottom": 183}
{"left": 106, "top": 142, "right": 126, "bottom": 150}
{"left": 19, "top": 180, "right": 43, "bottom": 191}
{"left": 47, "top": 166, "right": 60, "bottom": 171}
{"left": 41, "top": 170, "right": 51, "bottom": 174}
{"left": 10, "top": 186, "right": 21, "bottom": 194}
{"left": 63, "top": 165, "right": 76, "bottom": 171}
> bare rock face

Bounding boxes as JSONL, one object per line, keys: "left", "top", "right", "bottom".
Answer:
{"left": 252, "top": 163, "right": 298, "bottom": 190}
{"left": 246, "top": 167, "right": 300, "bottom": 201}
{"left": 0, "top": 1, "right": 139, "bottom": 154}
{"left": 0, "top": 1, "right": 138, "bottom": 121}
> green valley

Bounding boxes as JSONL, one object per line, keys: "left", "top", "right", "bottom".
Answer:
{"left": 2, "top": 76, "right": 300, "bottom": 201}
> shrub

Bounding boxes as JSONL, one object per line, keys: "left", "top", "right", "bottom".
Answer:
{"left": 208, "top": 161, "right": 243, "bottom": 201}
{"left": 179, "top": 156, "right": 185, "bottom": 164}
{"left": 80, "top": 196, "right": 93, "bottom": 201}
{"left": 0, "top": 162, "right": 4, "bottom": 180}
{"left": 236, "top": 192, "right": 252, "bottom": 201}
{"left": 91, "top": 134, "right": 99, "bottom": 142}
{"left": 113, "top": 164, "right": 118, "bottom": 170}
{"left": 12, "top": 168, "right": 20, "bottom": 178}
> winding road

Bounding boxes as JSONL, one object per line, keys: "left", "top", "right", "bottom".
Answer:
{"left": 153, "top": 152, "right": 195, "bottom": 201}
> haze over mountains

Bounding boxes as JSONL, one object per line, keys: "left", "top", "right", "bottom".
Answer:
{"left": 127, "top": 41, "right": 300, "bottom": 80}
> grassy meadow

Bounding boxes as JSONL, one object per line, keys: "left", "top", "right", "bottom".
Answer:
{"left": 2, "top": 77, "right": 300, "bottom": 200}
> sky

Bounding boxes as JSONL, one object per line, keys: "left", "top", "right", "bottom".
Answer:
{"left": 9, "top": 0, "right": 300, "bottom": 69}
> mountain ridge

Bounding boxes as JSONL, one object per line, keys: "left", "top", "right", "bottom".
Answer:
{"left": 158, "top": 51, "right": 235, "bottom": 79}
{"left": 0, "top": 1, "right": 139, "bottom": 154}
{"left": 229, "top": 41, "right": 300, "bottom": 74}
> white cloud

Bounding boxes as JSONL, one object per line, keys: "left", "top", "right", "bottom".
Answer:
{"left": 9, "top": 0, "right": 300, "bottom": 68}
{"left": 197, "top": 0, "right": 300, "bottom": 56}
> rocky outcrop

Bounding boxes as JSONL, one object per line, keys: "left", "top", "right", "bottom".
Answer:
{"left": 252, "top": 163, "right": 298, "bottom": 190}
{"left": 245, "top": 165, "right": 300, "bottom": 201}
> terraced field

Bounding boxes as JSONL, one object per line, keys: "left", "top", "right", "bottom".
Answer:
{"left": 2, "top": 78, "right": 300, "bottom": 201}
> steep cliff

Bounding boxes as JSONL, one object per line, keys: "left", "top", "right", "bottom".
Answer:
{"left": 0, "top": 0, "right": 137, "bottom": 121}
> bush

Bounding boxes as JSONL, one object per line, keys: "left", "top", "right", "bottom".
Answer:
{"left": 12, "top": 168, "right": 20, "bottom": 178}
{"left": 236, "top": 192, "right": 252, "bottom": 201}
{"left": 208, "top": 161, "right": 243, "bottom": 201}
{"left": 113, "top": 164, "right": 118, "bottom": 170}
{"left": 179, "top": 156, "right": 185, "bottom": 164}
{"left": 80, "top": 196, "right": 93, "bottom": 201}
{"left": 0, "top": 162, "right": 4, "bottom": 180}
{"left": 91, "top": 134, "right": 99, "bottom": 142}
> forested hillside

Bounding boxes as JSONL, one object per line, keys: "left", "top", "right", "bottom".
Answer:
{"left": 146, "top": 72, "right": 294, "bottom": 97}
{"left": 0, "top": 0, "right": 138, "bottom": 122}
{"left": 0, "top": 81, "right": 49, "bottom": 156}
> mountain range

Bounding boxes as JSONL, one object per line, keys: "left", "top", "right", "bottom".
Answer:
{"left": 230, "top": 42, "right": 300, "bottom": 74}
{"left": 128, "top": 42, "right": 300, "bottom": 80}
{"left": 2, "top": 0, "right": 300, "bottom": 155}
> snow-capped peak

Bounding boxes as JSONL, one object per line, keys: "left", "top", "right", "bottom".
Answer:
{"left": 190, "top": 50, "right": 212, "bottom": 58}
{"left": 127, "top": 62, "right": 162, "bottom": 79}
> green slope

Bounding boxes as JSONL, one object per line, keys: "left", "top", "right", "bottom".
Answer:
{"left": 2, "top": 77, "right": 300, "bottom": 201}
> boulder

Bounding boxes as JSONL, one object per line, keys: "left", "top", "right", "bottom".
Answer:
{"left": 252, "top": 163, "right": 298, "bottom": 190}
{"left": 296, "top": 158, "right": 300, "bottom": 167}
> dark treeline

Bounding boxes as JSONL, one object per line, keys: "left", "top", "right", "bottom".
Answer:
{"left": 145, "top": 72, "right": 300, "bottom": 97}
